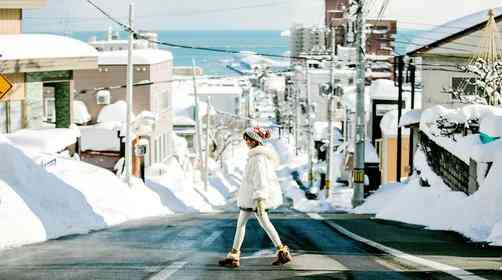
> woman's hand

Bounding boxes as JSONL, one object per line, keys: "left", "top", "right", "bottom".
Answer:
{"left": 256, "top": 198, "right": 266, "bottom": 217}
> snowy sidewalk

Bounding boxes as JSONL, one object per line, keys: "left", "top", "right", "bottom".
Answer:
{"left": 319, "top": 213, "right": 502, "bottom": 280}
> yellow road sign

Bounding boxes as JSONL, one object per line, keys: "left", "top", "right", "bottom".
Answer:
{"left": 0, "top": 74, "right": 13, "bottom": 101}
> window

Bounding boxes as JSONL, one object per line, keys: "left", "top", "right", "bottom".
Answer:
{"left": 44, "top": 97, "right": 56, "bottom": 123}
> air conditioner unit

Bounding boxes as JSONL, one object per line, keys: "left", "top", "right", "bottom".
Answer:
{"left": 96, "top": 90, "right": 111, "bottom": 105}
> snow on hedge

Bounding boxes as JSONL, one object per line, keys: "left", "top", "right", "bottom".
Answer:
{"left": 0, "top": 134, "right": 171, "bottom": 250}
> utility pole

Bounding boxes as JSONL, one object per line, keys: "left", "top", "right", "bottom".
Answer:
{"left": 125, "top": 3, "right": 134, "bottom": 186}
{"left": 397, "top": 56, "right": 404, "bottom": 182}
{"left": 246, "top": 88, "right": 252, "bottom": 127}
{"left": 205, "top": 96, "right": 211, "bottom": 192}
{"left": 326, "top": 26, "right": 336, "bottom": 198}
{"left": 352, "top": 0, "right": 366, "bottom": 208}
{"left": 192, "top": 59, "right": 203, "bottom": 173}
{"left": 305, "top": 61, "right": 314, "bottom": 189}
{"left": 409, "top": 61, "right": 416, "bottom": 176}
{"left": 295, "top": 83, "right": 300, "bottom": 156}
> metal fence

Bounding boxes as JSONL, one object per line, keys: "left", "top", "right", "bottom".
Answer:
{"left": 419, "top": 131, "right": 475, "bottom": 195}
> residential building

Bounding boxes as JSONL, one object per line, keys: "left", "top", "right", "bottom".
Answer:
{"left": 289, "top": 24, "right": 327, "bottom": 60}
{"left": 0, "top": 0, "right": 98, "bottom": 133}
{"left": 73, "top": 49, "right": 174, "bottom": 166}
{"left": 325, "top": 0, "right": 350, "bottom": 47}
{"left": 191, "top": 79, "right": 244, "bottom": 116}
{"left": 407, "top": 7, "right": 502, "bottom": 109}
{"left": 307, "top": 67, "right": 356, "bottom": 122}
{"left": 88, "top": 28, "right": 158, "bottom": 52}
{"left": 366, "top": 19, "right": 397, "bottom": 56}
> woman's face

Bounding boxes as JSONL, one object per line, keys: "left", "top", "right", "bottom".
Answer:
{"left": 244, "top": 136, "right": 259, "bottom": 149}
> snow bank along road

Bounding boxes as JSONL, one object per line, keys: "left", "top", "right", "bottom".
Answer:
{"left": 0, "top": 212, "right": 463, "bottom": 280}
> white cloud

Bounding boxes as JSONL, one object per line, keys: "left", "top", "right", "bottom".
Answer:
{"left": 288, "top": 0, "right": 324, "bottom": 27}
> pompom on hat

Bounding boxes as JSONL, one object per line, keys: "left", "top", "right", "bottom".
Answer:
{"left": 244, "top": 127, "right": 272, "bottom": 145}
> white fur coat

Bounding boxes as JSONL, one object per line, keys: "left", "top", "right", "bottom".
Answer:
{"left": 237, "top": 145, "right": 283, "bottom": 209}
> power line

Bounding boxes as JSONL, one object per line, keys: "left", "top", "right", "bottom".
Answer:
{"left": 85, "top": 0, "right": 320, "bottom": 62}
{"left": 85, "top": 0, "right": 496, "bottom": 67}
{"left": 25, "top": 0, "right": 289, "bottom": 21}
{"left": 76, "top": 76, "right": 247, "bottom": 95}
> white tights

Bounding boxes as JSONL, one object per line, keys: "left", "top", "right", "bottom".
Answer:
{"left": 232, "top": 210, "right": 283, "bottom": 251}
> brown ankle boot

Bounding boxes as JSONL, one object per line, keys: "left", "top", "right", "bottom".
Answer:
{"left": 218, "top": 248, "right": 240, "bottom": 268}
{"left": 272, "top": 245, "right": 292, "bottom": 265}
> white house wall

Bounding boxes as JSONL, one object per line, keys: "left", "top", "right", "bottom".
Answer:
{"left": 421, "top": 56, "right": 474, "bottom": 109}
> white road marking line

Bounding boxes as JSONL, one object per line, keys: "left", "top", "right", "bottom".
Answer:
{"left": 306, "top": 213, "right": 488, "bottom": 280}
{"left": 307, "top": 213, "right": 324, "bottom": 220}
{"left": 148, "top": 261, "right": 188, "bottom": 280}
{"left": 202, "top": 230, "right": 223, "bottom": 248}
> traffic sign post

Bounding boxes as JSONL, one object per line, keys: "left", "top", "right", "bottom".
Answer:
{"left": 0, "top": 74, "right": 13, "bottom": 101}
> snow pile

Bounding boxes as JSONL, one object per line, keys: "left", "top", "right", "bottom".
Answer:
{"left": 380, "top": 109, "right": 411, "bottom": 136}
{"left": 147, "top": 159, "right": 214, "bottom": 213}
{"left": 479, "top": 110, "right": 502, "bottom": 137}
{"left": 0, "top": 134, "right": 170, "bottom": 250}
{"left": 355, "top": 140, "right": 502, "bottom": 245}
{"left": 420, "top": 105, "right": 502, "bottom": 133}
{"left": 272, "top": 138, "right": 352, "bottom": 212}
{"left": 79, "top": 122, "right": 122, "bottom": 152}
{"left": 97, "top": 101, "right": 130, "bottom": 123}
{"left": 418, "top": 105, "right": 502, "bottom": 163}
{"left": 6, "top": 127, "right": 80, "bottom": 154}
{"left": 312, "top": 121, "right": 343, "bottom": 142}
{"left": 73, "top": 100, "right": 91, "bottom": 125}
{"left": 399, "top": 110, "right": 422, "bottom": 127}
{"left": 146, "top": 134, "right": 230, "bottom": 213}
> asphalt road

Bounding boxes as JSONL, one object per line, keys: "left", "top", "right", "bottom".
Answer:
{"left": 0, "top": 212, "right": 456, "bottom": 280}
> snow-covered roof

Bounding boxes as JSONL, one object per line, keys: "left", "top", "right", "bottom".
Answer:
{"left": 98, "top": 49, "right": 173, "bottom": 65}
{"left": 407, "top": 7, "right": 502, "bottom": 55}
{"left": 174, "top": 116, "right": 196, "bottom": 126}
{"left": 0, "top": 34, "right": 97, "bottom": 60}
{"left": 399, "top": 110, "right": 422, "bottom": 128}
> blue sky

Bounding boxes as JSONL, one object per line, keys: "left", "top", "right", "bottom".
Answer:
{"left": 23, "top": 0, "right": 298, "bottom": 32}
{"left": 22, "top": 0, "right": 502, "bottom": 32}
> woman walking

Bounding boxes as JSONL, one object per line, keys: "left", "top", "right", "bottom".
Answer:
{"left": 219, "top": 127, "right": 292, "bottom": 268}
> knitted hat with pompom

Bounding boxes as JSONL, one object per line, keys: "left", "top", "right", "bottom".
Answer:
{"left": 244, "top": 127, "right": 272, "bottom": 145}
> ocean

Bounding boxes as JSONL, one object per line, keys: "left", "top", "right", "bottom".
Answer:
{"left": 71, "top": 30, "right": 289, "bottom": 76}
{"left": 70, "top": 29, "right": 420, "bottom": 76}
